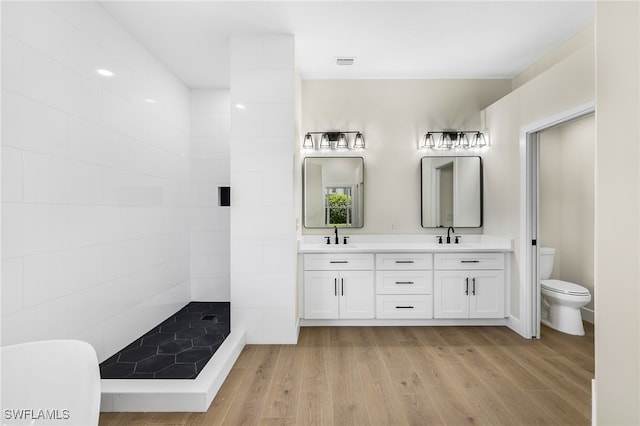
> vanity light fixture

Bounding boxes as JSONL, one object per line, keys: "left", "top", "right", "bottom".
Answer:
{"left": 302, "top": 131, "right": 365, "bottom": 151}
{"left": 420, "top": 130, "right": 488, "bottom": 150}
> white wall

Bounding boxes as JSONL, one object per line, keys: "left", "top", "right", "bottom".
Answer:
{"left": 539, "top": 115, "right": 595, "bottom": 315}
{"left": 1, "top": 2, "right": 191, "bottom": 362}
{"left": 482, "top": 43, "right": 594, "bottom": 322}
{"left": 594, "top": 1, "right": 640, "bottom": 424}
{"left": 229, "top": 35, "right": 298, "bottom": 344}
{"left": 300, "top": 79, "right": 512, "bottom": 235}
{"left": 189, "top": 89, "right": 230, "bottom": 301}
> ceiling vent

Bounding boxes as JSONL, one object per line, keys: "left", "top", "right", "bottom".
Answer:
{"left": 336, "top": 58, "right": 355, "bottom": 66}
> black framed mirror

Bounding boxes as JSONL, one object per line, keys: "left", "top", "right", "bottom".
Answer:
{"left": 303, "top": 157, "right": 364, "bottom": 228}
{"left": 421, "top": 156, "right": 482, "bottom": 228}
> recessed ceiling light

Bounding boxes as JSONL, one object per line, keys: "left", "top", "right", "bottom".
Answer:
{"left": 145, "top": 98, "right": 156, "bottom": 104}
{"left": 235, "top": 104, "right": 246, "bottom": 110}
{"left": 97, "top": 69, "right": 114, "bottom": 77}
{"left": 336, "top": 58, "right": 355, "bottom": 66}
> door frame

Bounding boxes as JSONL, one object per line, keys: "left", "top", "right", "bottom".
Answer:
{"left": 519, "top": 101, "right": 595, "bottom": 338}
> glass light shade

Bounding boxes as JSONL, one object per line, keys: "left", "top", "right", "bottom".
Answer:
{"left": 459, "top": 132, "right": 470, "bottom": 149}
{"left": 472, "top": 132, "right": 487, "bottom": 147}
{"left": 319, "top": 133, "right": 331, "bottom": 149}
{"left": 421, "top": 133, "right": 435, "bottom": 149}
{"left": 353, "top": 132, "right": 365, "bottom": 149}
{"left": 302, "top": 133, "right": 314, "bottom": 149}
{"left": 337, "top": 133, "right": 348, "bottom": 149}
{"left": 439, "top": 133, "right": 453, "bottom": 149}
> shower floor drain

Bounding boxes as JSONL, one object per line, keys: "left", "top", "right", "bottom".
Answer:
{"left": 99, "top": 302, "right": 230, "bottom": 379}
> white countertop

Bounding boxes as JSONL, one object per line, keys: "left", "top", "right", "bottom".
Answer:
{"left": 298, "top": 234, "right": 513, "bottom": 253}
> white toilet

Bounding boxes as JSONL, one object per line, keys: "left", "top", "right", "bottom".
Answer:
{"left": 539, "top": 247, "right": 591, "bottom": 336}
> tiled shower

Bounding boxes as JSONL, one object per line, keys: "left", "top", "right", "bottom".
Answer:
{"left": 1, "top": 2, "right": 230, "bottom": 364}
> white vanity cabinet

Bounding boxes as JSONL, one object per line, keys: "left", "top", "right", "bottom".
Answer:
{"left": 303, "top": 253, "right": 374, "bottom": 319}
{"left": 375, "top": 253, "right": 433, "bottom": 319}
{"left": 433, "top": 253, "right": 505, "bottom": 319}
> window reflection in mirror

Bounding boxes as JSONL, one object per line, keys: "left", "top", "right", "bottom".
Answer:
{"left": 303, "top": 157, "right": 364, "bottom": 228}
{"left": 421, "top": 156, "right": 482, "bottom": 228}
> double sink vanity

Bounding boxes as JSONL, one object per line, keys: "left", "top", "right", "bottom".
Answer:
{"left": 300, "top": 155, "right": 512, "bottom": 325}
{"left": 298, "top": 234, "right": 512, "bottom": 325}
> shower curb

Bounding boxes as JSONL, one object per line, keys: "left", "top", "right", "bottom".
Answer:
{"left": 99, "top": 330, "right": 246, "bottom": 412}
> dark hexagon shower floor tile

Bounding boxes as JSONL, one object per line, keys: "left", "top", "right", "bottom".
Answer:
{"left": 99, "top": 302, "right": 230, "bottom": 379}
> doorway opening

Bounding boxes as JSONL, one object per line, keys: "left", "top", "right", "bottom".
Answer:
{"left": 520, "top": 102, "right": 595, "bottom": 339}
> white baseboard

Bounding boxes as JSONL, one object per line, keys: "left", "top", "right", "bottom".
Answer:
{"left": 582, "top": 307, "right": 594, "bottom": 324}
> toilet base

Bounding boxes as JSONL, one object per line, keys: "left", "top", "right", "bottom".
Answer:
{"left": 541, "top": 304, "right": 585, "bottom": 336}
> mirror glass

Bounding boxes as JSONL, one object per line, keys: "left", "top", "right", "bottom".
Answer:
{"left": 303, "top": 157, "right": 364, "bottom": 228}
{"left": 421, "top": 156, "right": 482, "bottom": 228}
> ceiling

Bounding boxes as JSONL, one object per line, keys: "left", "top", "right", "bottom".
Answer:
{"left": 99, "top": 1, "right": 595, "bottom": 89}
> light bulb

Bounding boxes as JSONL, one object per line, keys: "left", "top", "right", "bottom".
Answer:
{"left": 353, "top": 132, "right": 365, "bottom": 149}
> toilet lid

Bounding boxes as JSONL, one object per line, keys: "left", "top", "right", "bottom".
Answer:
{"left": 541, "top": 279, "right": 590, "bottom": 296}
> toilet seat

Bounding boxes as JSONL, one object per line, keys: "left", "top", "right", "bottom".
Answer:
{"left": 541, "top": 279, "right": 590, "bottom": 296}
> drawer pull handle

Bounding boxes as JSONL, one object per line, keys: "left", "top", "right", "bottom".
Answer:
{"left": 395, "top": 281, "right": 414, "bottom": 285}
{"left": 330, "top": 261, "right": 349, "bottom": 264}
{"left": 460, "top": 260, "right": 480, "bottom": 263}
{"left": 395, "top": 260, "right": 415, "bottom": 264}
{"left": 396, "top": 306, "right": 414, "bottom": 309}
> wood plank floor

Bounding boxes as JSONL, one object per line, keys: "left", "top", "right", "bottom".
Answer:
{"left": 99, "top": 323, "right": 594, "bottom": 425}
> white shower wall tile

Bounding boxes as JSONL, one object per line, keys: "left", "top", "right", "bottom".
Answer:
{"left": 2, "top": 147, "right": 24, "bottom": 203}
{"left": 1, "top": 2, "right": 190, "bottom": 358}
{"left": 194, "top": 136, "right": 230, "bottom": 159}
{"left": 262, "top": 104, "right": 295, "bottom": 138}
{"left": 230, "top": 104, "right": 262, "bottom": 138}
{"left": 191, "top": 278, "right": 231, "bottom": 302}
{"left": 1, "top": 90, "right": 70, "bottom": 155}
{"left": 191, "top": 254, "right": 230, "bottom": 279}
{"left": 190, "top": 89, "right": 230, "bottom": 114}
{"left": 261, "top": 308, "right": 297, "bottom": 343}
{"left": 190, "top": 208, "right": 222, "bottom": 231}
{"left": 190, "top": 231, "right": 229, "bottom": 255}
{"left": 1, "top": 257, "right": 24, "bottom": 316}
{"left": 1, "top": 35, "right": 23, "bottom": 93}
{"left": 1, "top": 204, "right": 70, "bottom": 258}
{"left": 23, "top": 245, "right": 104, "bottom": 307}
{"left": 231, "top": 69, "right": 294, "bottom": 105}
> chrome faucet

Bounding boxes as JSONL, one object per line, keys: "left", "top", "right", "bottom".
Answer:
{"left": 334, "top": 226, "right": 339, "bottom": 244}
{"left": 446, "top": 226, "right": 455, "bottom": 244}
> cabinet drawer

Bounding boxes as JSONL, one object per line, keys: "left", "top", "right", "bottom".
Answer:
{"left": 304, "top": 253, "right": 374, "bottom": 271}
{"left": 376, "top": 271, "right": 432, "bottom": 294}
{"left": 375, "top": 253, "right": 432, "bottom": 270}
{"left": 376, "top": 295, "right": 433, "bottom": 319}
{"left": 434, "top": 253, "right": 504, "bottom": 270}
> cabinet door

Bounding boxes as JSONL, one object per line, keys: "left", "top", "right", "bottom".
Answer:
{"left": 434, "top": 271, "right": 469, "bottom": 318}
{"left": 304, "top": 271, "right": 339, "bottom": 319}
{"left": 469, "top": 270, "right": 505, "bottom": 318}
{"left": 339, "top": 270, "right": 375, "bottom": 319}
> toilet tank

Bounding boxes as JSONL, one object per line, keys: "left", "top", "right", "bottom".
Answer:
{"left": 539, "top": 247, "right": 556, "bottom": 280}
